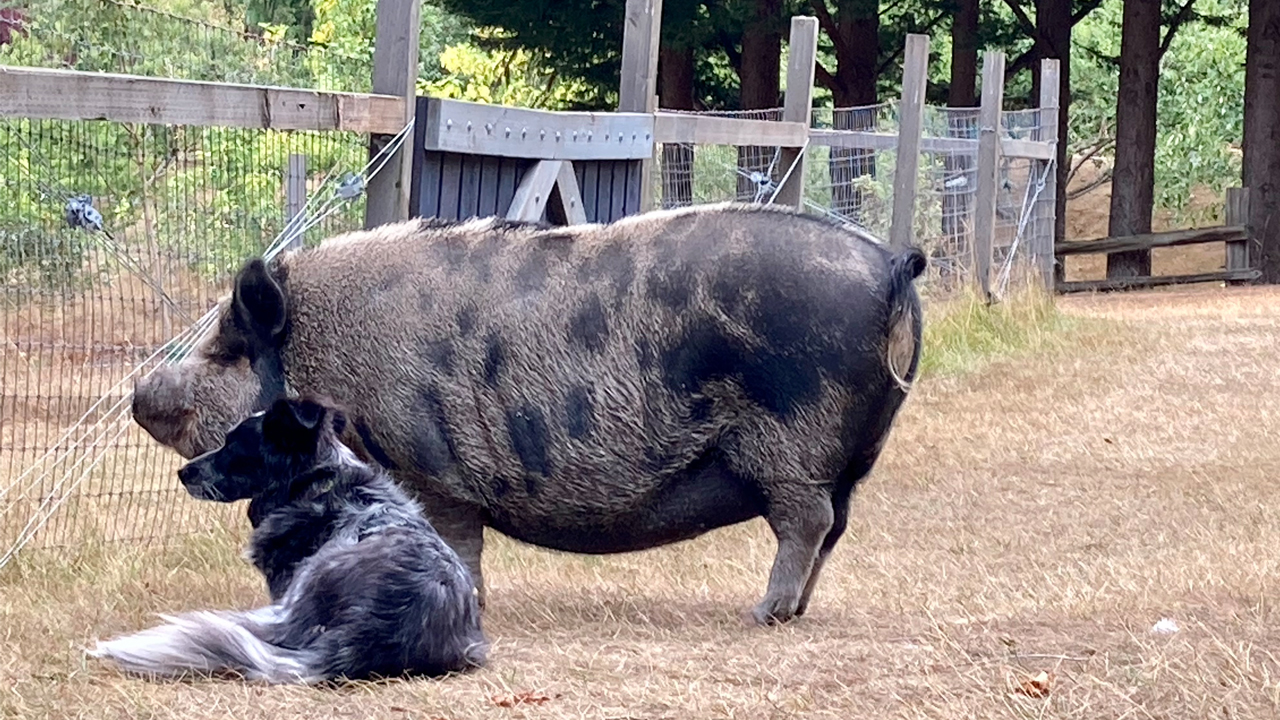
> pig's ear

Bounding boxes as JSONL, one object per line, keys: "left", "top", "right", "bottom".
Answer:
{"left": 232, "top": 258, "right": 287, "bottom": 342}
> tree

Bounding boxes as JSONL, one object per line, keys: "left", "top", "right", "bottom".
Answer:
{"left": 1105, "top": 0, "right": 1160, "bottom": 278}
{"left": 949, "top": 0, "right": 980, "bottom": 107}
{"left": 1244, "top": 0, "right": 1280, "bottom": 283}
{"left": 736, "top": 0, "right": 785, "bottom": 200}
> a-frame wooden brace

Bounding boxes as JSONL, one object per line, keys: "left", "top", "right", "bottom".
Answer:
{"left": 505, "top": 160, "right": 588, "bottom": 225}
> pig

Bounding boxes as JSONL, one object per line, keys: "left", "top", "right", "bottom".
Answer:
{"left": 132, "top": 202, "right": 926, "bottom": 625}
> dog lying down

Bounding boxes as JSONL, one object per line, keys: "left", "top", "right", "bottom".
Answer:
{"left": 90, "top": 396, "right": 489, "bottom": 684}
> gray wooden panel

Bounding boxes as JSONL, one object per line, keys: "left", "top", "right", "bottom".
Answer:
{"left": 458, "top": 153, "right": 482, "bottom": 219}
{"left": 608, "top": 161, "right": 628, "bottom": 222}
{"left": 438, "top": 153, "right": 463, "bottom": 220}
{"left": 624, "top": 160, "right": 642, "bottom": 217}
{"left": 580, "top": 161, "right": 600, "bottom": 224}
{"left": 478, "top": 156, "right": 501, "bottom": 217}
{"left": 574, "top": 162, "right": 588, "bottom": 218}
{"left": 593, "top": 161, "right": 613, "bottom": 222}
{"left": 416, "top": 151, "right": 443, "bottom": 218}
{"left": 495, "top": 158, "right": 525, "bottom": 218}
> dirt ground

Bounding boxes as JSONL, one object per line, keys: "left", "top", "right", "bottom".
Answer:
{"left": 1061, "top": 166, "right": 1232, "bottom": 281}
{"left": 3, "top": 284, "right": 1280, "bottom": 719}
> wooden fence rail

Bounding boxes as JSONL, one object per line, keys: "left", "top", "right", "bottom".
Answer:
{"left": 0, "top": 65, "right": 407, "bottom": 134}
{"left": 1054, "top": 187, "right": 1258, "bottom": 293}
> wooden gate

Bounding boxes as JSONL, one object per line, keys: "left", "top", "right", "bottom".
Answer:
{"left": 408, "top": 97, "right": 651, "bottom": 225}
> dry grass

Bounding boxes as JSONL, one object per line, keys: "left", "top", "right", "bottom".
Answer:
{"left": 4, "top": 285, "right": 1280, "bottom": 719}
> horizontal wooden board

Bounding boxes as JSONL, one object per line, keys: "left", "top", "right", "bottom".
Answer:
{"left": 653, "top": 113, "right": 808, "bottom": 147}
{"left": 1055, "top": 225, "right": 1249, "bottom": 256}
{"left": 1057, "top": 268, "right": 1260, "bottom": 293}
{"left": 0, "top": 66, "right": 407, "bottom": 133}
{"left": 423, "top": 98, "right": 654, "bottom": 160}
{"left": 809, "top": 128, "right": 1054, "bottom": 160}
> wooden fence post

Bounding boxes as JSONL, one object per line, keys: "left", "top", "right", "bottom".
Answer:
{"left": 774, "top": 16, "right": 818, "bottom": 211}
{"left": 284, "top": 153, "right": 307, "bottom": 249}
{"left": 890, "top": 33, "right": 929, "bottom": 249}
{"left": 972, "top": 50, "right": 1006, "bottom": 299}
{"left": 363, "top": 0, "right": 421, "bottom": 229}
{"left": 1226, "top": 187, "right": 1251, "bottom": 284}
{"left": 619, "top": 0, "right": 662, "bottom": 212}
{"left": 1037, "top": 58, "right": 1061, "bottom": 291}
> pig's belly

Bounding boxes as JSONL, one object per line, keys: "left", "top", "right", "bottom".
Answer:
{"left": 484, "top": 450, "right": 766, "bottom": 554}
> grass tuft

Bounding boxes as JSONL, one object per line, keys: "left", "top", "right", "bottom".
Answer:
{"left": 919, "top": 280, "right": 1088, "bottom": 378}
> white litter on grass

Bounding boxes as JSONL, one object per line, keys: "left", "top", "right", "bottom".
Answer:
{"left": 1151, "top": 618, "right": 1180, "bottom": 635}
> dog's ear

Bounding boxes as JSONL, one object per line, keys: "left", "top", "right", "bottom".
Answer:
{"left": 262, "top": 396, "right": 327, "bottom": 451}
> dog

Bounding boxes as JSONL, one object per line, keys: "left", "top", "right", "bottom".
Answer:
{"left": 89, "top": 395, "right": 489, "bottom": 684}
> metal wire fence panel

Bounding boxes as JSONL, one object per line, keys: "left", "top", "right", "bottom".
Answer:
{"left": 652, "top": 100, "right": 1056, "bottom": 296}
{"left": 0, "top": 118, "right": 371, "bottom": 554}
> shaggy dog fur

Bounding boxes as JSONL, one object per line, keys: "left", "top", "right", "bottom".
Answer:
{"left": 90, "top": 396, "right": 489, "bottom": 684}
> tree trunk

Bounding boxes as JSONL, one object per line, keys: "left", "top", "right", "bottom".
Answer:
{"left": 942, "top": 0, "right": 979, "bottom": 280}
{"left": 736, "top": 0, "right": 783, "bottom": 201}
{"left": 659, "top": 45, "right": 696, "bottom": 208}
{"left": 1105, "top": 0, "right": 1160, "bottom": 278}
{"left": 948, "top": 0, "right": 978, "bottom": 108}
{"left": 1245, "top": 0, "right": 1280, "bottom": 283}
{"left": 1037, "top": 0, "right": 1071, "bottom": 246}
{"left": 827, "top": 1, "right": 880, "bottom": 222}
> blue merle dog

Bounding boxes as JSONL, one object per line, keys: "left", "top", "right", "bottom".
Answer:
{"left": 91, "top": 396, "right": 488, "bottom": 684}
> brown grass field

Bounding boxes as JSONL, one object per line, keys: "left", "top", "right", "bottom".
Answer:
{"left": 2, "top": 278, "right": 1279, "bottom": 719}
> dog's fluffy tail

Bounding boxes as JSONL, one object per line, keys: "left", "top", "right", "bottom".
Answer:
{"left": 89, "top": 606, "right": 322, "bottom": 684}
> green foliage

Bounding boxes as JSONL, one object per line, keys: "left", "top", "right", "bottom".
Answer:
{"left": 1072, "top": 0, "right": 1246, "bottom": 224}
{"left": 308, "top": 0, "right": 470, "bottom": 92}
{"left": 0, "top": 0, "right": 375, "bottom": 293}
{"left": 422, "top": 29, "right": 594, "bottom": 109}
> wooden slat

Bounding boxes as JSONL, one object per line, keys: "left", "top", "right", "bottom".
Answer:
{"left": 423, "top": 98, "right": 653, "bottom": 161}
{"left": 1058, "top": 269, "right": 1261, "bottom": 294}
{"left": 1001, "top": 137, "right": 1055, "bottom": 161}
{"left": 580, "top": 161, "right": 601, "bottom": 223}
{"left": 595, "top": 161, "right": 615, "bottom": 220}
{"left": 774, "top": 16, "right": 819, "bottom": 210}
{"left": 1037, "top": 58, "right": 1062, "bottom": 288}
{"left": 652, "top": 113, "right": 808, "bottom": 147}
{"left": 890, "top": 33, "right": 929, "bottom": 248}
{"left": 555, "top": 161, "right": 589, "bottom": 225}
{"left": 495, "top": 158, "right": 523, "bottom": 217}
{"left": 364, "top": 0, "right": 421, "bottom": 227}
{"left": 624, "top": 160, "right": 643, "bottom": 216}
{"left": 618, "top": 0, "right": 662, "bottom": 113}
{"left": 458, "top": 154, "right": 482, "bottom": 220}
{"left": 1054, "top": 225, "right": 1249, "bottom": 256}
{"left": 808, "top": 128, "right": 1053, "bottom": 160}
{"left": 609, "top": 162, "right": 628, "bottom": 221}
{"left": 507, "top": 160, "right": 564, "bottom": 222}
{"left": 1225, "top": 187, "right": 1251, "bottom": 284}
{"left": 0, "top": 66, "right": 406, "bottom": 133}
{"left": 972, "top": 50, "right": 1006, "bottom": 299}
{"left": 438, "top": 153, "right": 463, "bottom": 221}
{"left": 416, "top": 151, "right": 443, "bottom": 218}
{"left": 478, "top": 156, "right": 502, "bottom": 217}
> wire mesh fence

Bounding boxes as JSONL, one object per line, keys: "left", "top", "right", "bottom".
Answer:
{"left": 0, "top": 0, "right": 1056, "bottom": 563}
{"left": 652, "top": 100, "right": 1055, "bottom": 296}
{"left": 0, "top": 117, "right": 374, "bottom": 558}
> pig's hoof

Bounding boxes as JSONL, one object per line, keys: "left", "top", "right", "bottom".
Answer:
{"left": 751, "top": 596, "right": 800, "bottom": 626}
